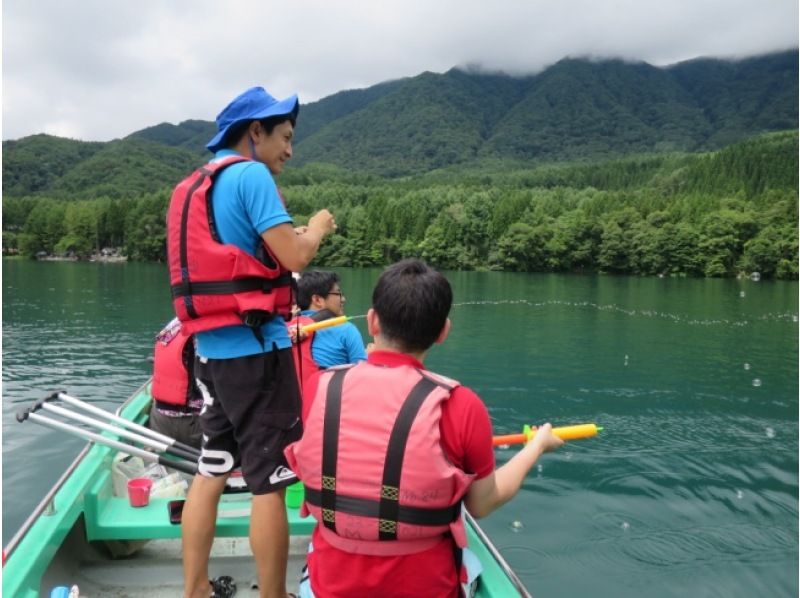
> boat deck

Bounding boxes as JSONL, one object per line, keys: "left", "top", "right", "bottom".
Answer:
{"left": 44, "top": 523, "right": 311, "bottom": 597}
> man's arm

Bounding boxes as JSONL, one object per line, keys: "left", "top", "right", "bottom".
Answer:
{"left": 464, "top": 424, "right": 563, "bottom": 518}
{"left": 261, "top": 209, "right": 335, "bottom": 272}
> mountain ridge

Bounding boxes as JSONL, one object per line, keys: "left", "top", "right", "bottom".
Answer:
{"left": 3, "top": 50, "right": 797, "bottom": 195}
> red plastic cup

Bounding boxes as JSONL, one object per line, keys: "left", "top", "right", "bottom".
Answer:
{"left": 127, "top": 477, "right": 153, "bottom": 507}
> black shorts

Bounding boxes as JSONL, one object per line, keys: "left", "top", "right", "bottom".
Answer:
{"left": 194, "top": 347, "right": 302, "bottom": 495}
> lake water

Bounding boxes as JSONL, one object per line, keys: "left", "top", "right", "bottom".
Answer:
{"left": 3, "top": 260, "right": 798, "bottom": 597}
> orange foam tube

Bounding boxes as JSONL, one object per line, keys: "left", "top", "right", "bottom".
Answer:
{"left": 492, "top": 423, "right": 601, "bottom": 446}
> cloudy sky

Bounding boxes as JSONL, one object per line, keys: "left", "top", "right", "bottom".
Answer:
{"left": 3, "top": 0, "right": 797, "bottom": 142}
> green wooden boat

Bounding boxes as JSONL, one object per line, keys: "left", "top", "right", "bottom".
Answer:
{"left": 3, "top": 381, "right": 531, "bottom": 597}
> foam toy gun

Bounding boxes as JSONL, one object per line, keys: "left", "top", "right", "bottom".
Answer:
{"left": 300, "top": 315, "right": 351, "bottom": 334}
{"left": 492, "top": 423, "right": 602, "bottom": 447}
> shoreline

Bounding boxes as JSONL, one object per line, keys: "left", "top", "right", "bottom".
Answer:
{"left": 36, "top": 255, "right": 128, "bottom": 263}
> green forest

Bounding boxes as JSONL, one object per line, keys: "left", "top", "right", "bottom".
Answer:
{"left": 4, "top": 131, "right": 797, "bottom": 279}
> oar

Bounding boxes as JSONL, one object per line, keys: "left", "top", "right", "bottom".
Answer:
{"left": 17, "top": 409, "right": 199, "bottom": 476}
{"left": 37, "top": 401, "right": 199, "bottom": 463}
{"left": 49, "top": 391, "right": 201, "bottom": 459}
{"left": 18, "top": 393, "right": 251, "bottom": 493}
{"left": 493, "top": 423, "right": 603, "bottom": 447}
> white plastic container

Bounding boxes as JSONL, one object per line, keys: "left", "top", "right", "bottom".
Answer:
{"left": 112, "top": 453, "right": 188, "bottom": 498}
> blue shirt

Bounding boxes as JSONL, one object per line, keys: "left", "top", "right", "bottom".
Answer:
{"left": 195, "top": 150, "right": 293, "bottom": 359}
{"left": 302, "top": 310, "right": 368, "bottom": 368}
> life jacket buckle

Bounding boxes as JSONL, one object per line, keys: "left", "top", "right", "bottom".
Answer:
{"left": 242, "top": 310, "right": 272, "bottom": 329}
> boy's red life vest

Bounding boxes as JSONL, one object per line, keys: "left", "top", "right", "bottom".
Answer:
{"left": 152, "top": 330, "right": 194, "bottom": 411}
{"left": 285, "top": 362, "right": 474, "bottom": 556}
{"left": 287, "top": 314, "right": 321, "bottom": 392}
{"left": 166, "top": 155, "right": 294, "bottom": 336}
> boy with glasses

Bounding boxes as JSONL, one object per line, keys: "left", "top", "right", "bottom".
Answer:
{"left": 289, "top": 271, "right": 367, "bottom": 409}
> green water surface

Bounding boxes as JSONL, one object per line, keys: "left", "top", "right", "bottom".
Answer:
{"left": 3, "top": 260, "right": 797, "bottom": 597}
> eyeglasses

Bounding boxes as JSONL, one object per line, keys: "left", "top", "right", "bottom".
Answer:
{"left": 327, "top": 291, "right": 344, "bottom": 298}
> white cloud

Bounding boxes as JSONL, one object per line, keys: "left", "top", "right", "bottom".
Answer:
{"left": 2, "top": 0, "right": 797, "bottom": 141}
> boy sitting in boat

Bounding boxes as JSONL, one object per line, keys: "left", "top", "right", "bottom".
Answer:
{"left": 285, "top": 259, "right": 563, "bottom": 598}
{"left": 287, "top": 270, "right": 367, "bottom": 402}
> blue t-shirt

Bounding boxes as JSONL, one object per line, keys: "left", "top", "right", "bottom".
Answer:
{"left": 302, "top": 310, "right": 368, "bottom": 368}
{"left": 195, "top": 150, "right": 293, "bottom": 359}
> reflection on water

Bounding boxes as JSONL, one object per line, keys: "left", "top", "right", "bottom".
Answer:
{"left": 3, "top": 261, "right": 798, "bottom": 597}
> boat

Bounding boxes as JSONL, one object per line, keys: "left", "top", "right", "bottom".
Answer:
{"left": 3, "top": 381, "right": 532, "bottom": 597}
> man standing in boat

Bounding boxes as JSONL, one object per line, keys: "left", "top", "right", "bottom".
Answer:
{"left": 166, "top": 86, "right": 336, "bottom": 598}
{"left": 285, "top": 259, "right": 563, "bottom": 597}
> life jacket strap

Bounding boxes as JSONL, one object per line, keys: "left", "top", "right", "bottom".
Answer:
{"left": 320, "top": 368, "right": 348, "bottom": 532}
{"left": 378, "top": 375, "right": 440, "bottom": 540}
{"left": 170, "top": 272, "right": 294, "bottom": 298}
{"left": 239, "top": 309, "right": 275, "bottom": 349}
{"left": 304, "top": 487, "right": 460, "bottom": 526}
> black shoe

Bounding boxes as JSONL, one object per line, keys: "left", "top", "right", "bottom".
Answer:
{"left": 210, "top": 575, "right": 237, "bottom": 598}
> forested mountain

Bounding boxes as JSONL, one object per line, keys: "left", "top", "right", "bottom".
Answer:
{"left": 4, "top": 130, "right": 797, "bottom": 279}
{"left": 3, "top": 50, "right": 797, "bottom": 193}
{"left": 3, "top": 135, "right": 105, "bottom": 197}
{"left": 669, "top": 51, "right": 799, "bottom": 147}
{"left": 3, "top": 51, "right": 797, "bottom": 279}
{"left": 128, "top": 119, "right": 216, "bottom": 155}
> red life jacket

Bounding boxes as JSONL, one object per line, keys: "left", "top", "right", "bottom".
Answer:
{"left": 285, "top": 362, "right": 474, "bottom": 556}
{"left": 151, "top": 326, "right": 194, "bottom": 410}
{"left": 287, "top": 314, "right": 321, "bottom": 393}
{"left": 166, "top": 155, "right": 294, "bottom": 336}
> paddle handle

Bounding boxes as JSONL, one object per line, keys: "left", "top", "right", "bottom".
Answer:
{"left": 492, "top": 423, "right": 601, "bottom": 447}
{"left": 300, "top": 316, "right": 349, "bottom": 334}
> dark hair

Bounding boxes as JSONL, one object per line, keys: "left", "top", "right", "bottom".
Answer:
{"left": 372, "top": 259, "right": 452, "bottom": 353}
{"left": 225, "top": 114, "right": 297, "bottom": 149}
{"left": 297, "top": 270, "right": 340, "bottom": 310}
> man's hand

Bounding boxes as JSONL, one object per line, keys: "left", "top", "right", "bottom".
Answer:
{"left": 261, "top": 210, "right": 337, "bottom": 271}
{"left": 308, "top": 209, "right": 336, "bottom": 237}
{"left": 288, "top": 326, "right": 309, "bottom": 344}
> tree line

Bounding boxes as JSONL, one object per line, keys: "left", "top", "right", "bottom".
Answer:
{"left": 4, "top": 131, "right": 797, "bottom": 280}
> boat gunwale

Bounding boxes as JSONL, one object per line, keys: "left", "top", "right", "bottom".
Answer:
{"left": 465, "top": 511, "right": 532, "bottom": 598}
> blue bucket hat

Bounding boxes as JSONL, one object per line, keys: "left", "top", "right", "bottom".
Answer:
{"left": 206, "top": 86, "right": 299, "bottom": 152}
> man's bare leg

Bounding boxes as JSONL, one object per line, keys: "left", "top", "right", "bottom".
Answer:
{"left": 250, "top": 489, "right": 290, "bottom": 598}
{"left": 182, "top": 474, "right": 229, "bottom": 598}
